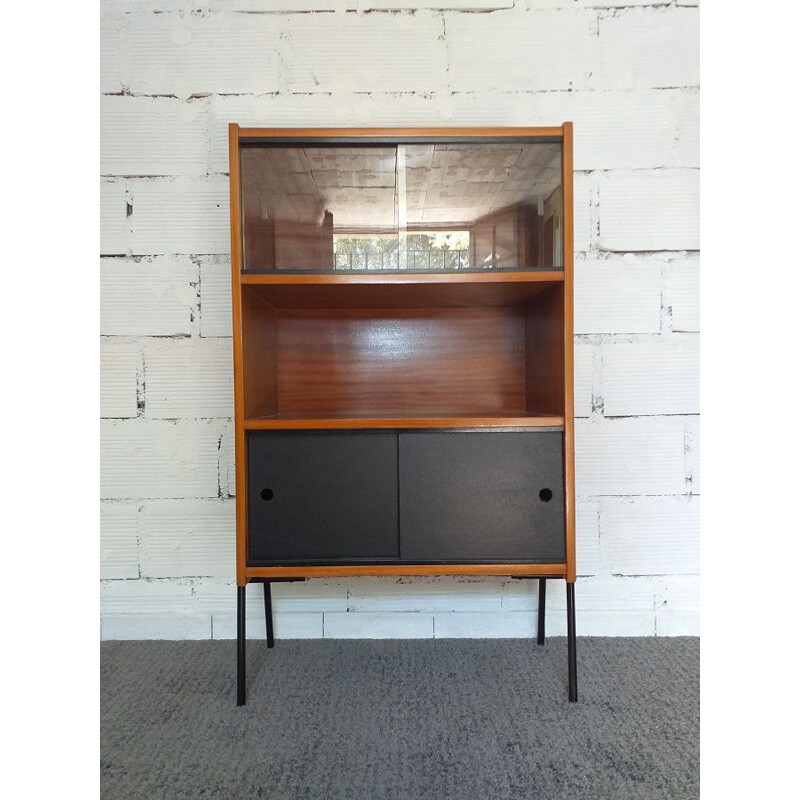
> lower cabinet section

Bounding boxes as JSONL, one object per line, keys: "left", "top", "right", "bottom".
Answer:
{"left": 247, "top": 429, "right": 565, "bottom": 565}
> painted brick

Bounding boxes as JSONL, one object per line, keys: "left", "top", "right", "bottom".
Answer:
{"left": 140, "top": 500, "right": 235, "bottom": 579}
{"left": 286, "top": 12, "right": 447, "bottom": 93}
{"left": 323, "top": 612, "right": 434, "bottom": 638}
{"left": 100, "top": 342, "right": 139, "bottom": 418}
{"left": 520, "top": 1, "right": 670, "bottom": 7}
{"left": 101, "top": 614, "right": 211, "bottom": 640}
{"left": 100, "top": 96, "right": 209, "bottom": 177}
{"left": 599, "top": 170, "right": 700, "bottom": 252}
{"left": 604, "top": 496, "right": 700, "bottom": 575}
{"left": 575, "top": 260, "right": 661, "bottom": 334}
{"left": 576, "top": 500, "right": 601, "bottom": 576}
{"left": 218, "top": 422, "right": 236, "bottom": 497}
{"left": 228, "top": 1, "right": 349, "bottom": 10}
{"left": 273, "top": 581, "right": 351, "bottom": 613}
{"left": 128, "top": 177, "right": 230, "bottom": 255}
{"left": 199, "top": 262, "right": 233, "bottom": 337}
{"left": 602, "top": 338, "right": 700, "bottom": 417}
{"left": 212, "top": 612, "right": 324, "bottom": 640}
{"left": 100, "top": 503, "right": 140, "bottom": 580}
{"left": 100, "top": 180, "right": 127, "bottom": 255}
{"left": 125, "top": 13, "right": 282, "bottom": 98}
{"left": 499, "top": 577, "right": 546, "bottom": 613}
{"left": 190, "top": 579, "right": 347, "bottom": 616}
{"left": 576, "top": 576, "right": 660, "bottom": 611}
{"left": 434, "top": 612, "right": 535, "bottom": 638}
{"left": 368, "top": 0, "right": 513, "bottom": 8}
{"left": 573, "top": 172, "right": 594, "bottom": 254}
{"left": 686, "top": 418, "right": 700, "bottom": 495}
{"left": 574, "top": 344, "right": 593, "bottom": 418}
{"left": 668, "top": 258, "right": 700, "bottom": 332}
{"left": 575, "top": 419, "right": 687, "bottom": 496}
{"left": 655, "top": 610, "right": 699, "bottom": 636}
{"left": 655, "top": 575, "right": 700, "bottom": 612}
{"left": 597, "top": 7, "right": 699, "bottom": 90}
{"left": 346, "top": 577, "right": 503, "bottom": 613}
{"left": 100, "top": 14, "right": 124, "bottom": 94}
{"left": 446, "top": 10, "right": 597, "bottom": 92}
{"left": 577, "top": 610, "right": 655, "bottom": 636}
{"left": 100, "top": 257, "right": 197, "bottom": 336}
{"left": 560, "top": 89, "right": 700, "bottom": 171}
{"left": 144, "top": 339, "right": 233, "bottom": 418}
{"left": 504, "top": 575, "right": 659, "bottom": 614}
{"left": 101, "top": 578, "right": 195, "bottom": 613}
{"left": 100, "top": 419, "right": 223, "bottom": 499}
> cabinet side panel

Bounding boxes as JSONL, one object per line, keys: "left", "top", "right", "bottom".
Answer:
{"left": 242, "top": 286, "right": 279, "bottom": 419}
{"left": 562, "top": 122, "right": 576, "bottom": 583}
{"left": 229, "top": 123, "right": 248, "bottom": 585}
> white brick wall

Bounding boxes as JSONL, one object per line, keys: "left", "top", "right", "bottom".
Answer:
{"left": 100, "top": 342, "right": 139, "bottom": 418}
{"left": 100, "top": 1, "right": 699, "bottom": 638}
{"left": 100, "top": 257, "right": 198, "bottom": 335}
{"left": 140, "top": 500, "right": 236, "bottom": 579}
{"left": 100, "top": 419, "right": 224, "bottom": 499}
{"left": 599, "top": 170, "right": 700, "bottom": 251}
{"left": 602, "top": 338, "right": 700, "bottom": 417}
{"left": 143, "top": 339, "right": 234, "bottom": 418}
{"left": 575, "top": 261, "right": 662, "bottom": 335}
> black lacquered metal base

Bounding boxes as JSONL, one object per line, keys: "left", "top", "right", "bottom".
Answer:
{"left": 237, "top": 586, "right": 246, "bottom": 706}
{"left": 567, "top": 581, "right": 577, "bottom": 702}
{"left": 263, "top": 582, "right": 275, "bottom": 648}
{"left": 537, "top": 578, "right": 546, "bottom": 645}
{"left": 235, "top": 577, "right": 577, "bottom": 705}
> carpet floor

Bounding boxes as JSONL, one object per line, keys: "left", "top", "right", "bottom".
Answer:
{"left": 101, "top": 637, "right": 699, "bottom": 799}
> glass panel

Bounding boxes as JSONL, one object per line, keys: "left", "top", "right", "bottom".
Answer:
{"left": 240, "top": 141, "right": 563, "bottom": 272}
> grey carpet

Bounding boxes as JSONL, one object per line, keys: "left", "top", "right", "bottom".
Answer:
{"left": 101, "top": 638, "right": 699, "bottom": 799}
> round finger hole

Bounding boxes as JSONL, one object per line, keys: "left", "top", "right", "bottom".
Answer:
{"left": 539, "top": 488, "right": 553, "bottom": 502}
{"left": 260, "top": 488, "right": 274, "bottom": 501}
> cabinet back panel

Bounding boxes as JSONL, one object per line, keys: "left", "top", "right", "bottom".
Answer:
{"left": 276, "top": 307, "right": 526, "bottom": 415}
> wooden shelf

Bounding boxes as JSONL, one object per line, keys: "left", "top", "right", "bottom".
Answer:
{"left": 244, "top": 412, "right": 564, "bottom": 430}
{"left": 240, "top": 271, "right": 563, "bottom": 309}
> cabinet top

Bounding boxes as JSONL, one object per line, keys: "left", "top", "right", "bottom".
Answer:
{"left": 231, "top": 124, "right": 571, "bottom": 144}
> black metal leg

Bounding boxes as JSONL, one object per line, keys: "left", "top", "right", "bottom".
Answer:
{"left": 263, "top": 581, "right": 274, "bottom": 648}
{"left": 567, "top": 581, "right": 577, "bottom": 702}
{"left": 237, "top": 585, "right": 246, "bottom": 706}
{"left": 537, "top": 578, "right": 546, "bottom": 645}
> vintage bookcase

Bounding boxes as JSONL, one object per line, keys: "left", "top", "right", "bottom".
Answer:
{"left": 228, "top": 125, "right": 577, "bottom": 705}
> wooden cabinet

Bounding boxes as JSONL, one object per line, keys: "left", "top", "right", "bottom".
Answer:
{"left": 229, "top": 125, "right": 577, "bottom": 704}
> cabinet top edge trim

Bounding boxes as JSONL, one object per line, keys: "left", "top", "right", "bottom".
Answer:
{"left": 234, "top": 125, "right": 567, "bottom": 144}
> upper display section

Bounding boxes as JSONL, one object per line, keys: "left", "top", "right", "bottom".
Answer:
{"left": 238, "top": 138, "right": 564, "bottom": 273}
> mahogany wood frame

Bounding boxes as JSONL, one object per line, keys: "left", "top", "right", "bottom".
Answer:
{"left": 228, "top": 124, "right": 576, "bottom": 587}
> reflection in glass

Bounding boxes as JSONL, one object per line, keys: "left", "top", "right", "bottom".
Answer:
{"left": 240, "top": 142, "right": 563, "bottom": 272}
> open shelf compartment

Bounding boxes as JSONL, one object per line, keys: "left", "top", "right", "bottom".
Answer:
{"left": 240, "top": 279, "right": 565, "bottom": 429}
